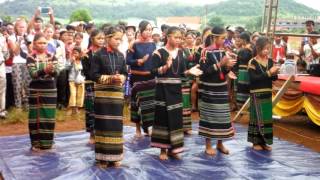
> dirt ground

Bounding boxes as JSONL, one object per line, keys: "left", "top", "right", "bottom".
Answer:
{"left": 0, "top": 110, "right": 319, "bottom": 153}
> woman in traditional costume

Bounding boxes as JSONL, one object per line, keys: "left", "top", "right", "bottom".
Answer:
{"left": 27, "top": 33, "right": 58, "bottom": 151}
{"left": 198, "top": 26, "right": 236, "bottom": 156}
{"left": 91, "top": 26, "right": 127, "bottom": 167}
{"left": 126, "top": 20, "right": 156, "bottom": 137}
{"left": 235, "top": 32, "right": 253, "bottom": 108}
{"left": 248, "top": 36, "right": 279, "bottom": 151}
{"left": 150, "top": 26, "right": 202, "bottom": 160}
{"left": 82, "top": 29, "right": 105, "bottom": 144}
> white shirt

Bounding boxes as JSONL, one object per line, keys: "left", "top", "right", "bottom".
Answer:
{"left": 303, "top": 43, "right": 320, "bottom": 69}
{"left": 8, "top": 35, "right": 28, "bottom": 64}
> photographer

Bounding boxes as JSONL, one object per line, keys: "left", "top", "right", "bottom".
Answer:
{"left": 28, "top": 7, "right": 55, "bottom": 35}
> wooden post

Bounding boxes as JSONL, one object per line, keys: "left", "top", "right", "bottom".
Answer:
{"left": 232, "top": 98, "right": 250, "bottom": 122}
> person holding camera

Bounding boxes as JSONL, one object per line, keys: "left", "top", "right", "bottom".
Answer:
{"left": 28, "top": 7, "right": 55, "bottom": 36}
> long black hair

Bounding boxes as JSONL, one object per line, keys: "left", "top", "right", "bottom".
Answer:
{"left": 255, "top": 36, "right": 270, "bottom": 54}
{"left": 204, "top": 26, "right": 225, "bottom": 47}
{"left": 164, "top": 26, "right": 182, "bottom": 45}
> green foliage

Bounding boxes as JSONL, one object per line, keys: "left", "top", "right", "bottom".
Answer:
{"left": 0, "top": 0, "right": 319, "bottom": 28}
{"left": 69, "top": 9, "right": 92, "bottom": 23}
{"left": 245, "top": 16, "right": 263, "bottom": 32}
{"left": 207, "top": 16, "right": 224, "bottom": 27}
{"left": 0, "top": 15, "right": 13, "bottom": 24}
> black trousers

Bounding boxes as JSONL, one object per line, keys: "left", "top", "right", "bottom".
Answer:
{"left": 56, "top": 69, "right": 70, "bottom": 107}
{"left": 5, "top": 73, "right": 14, "bottom": 109}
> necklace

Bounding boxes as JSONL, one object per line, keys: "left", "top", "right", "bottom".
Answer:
{"left": 165, "top": 48, "right": 180, "bottom": 75}
{"left": 107, "top": 53, "right": 116, "bottom": 75}
{"left": 211, "top": 50, "right": 225, "bottom": 80}
{"left": 257, "top": 58, "right": 269, "bottom": 73}
{"left": 171, "top": 52, "right": 180, "bottom": 75}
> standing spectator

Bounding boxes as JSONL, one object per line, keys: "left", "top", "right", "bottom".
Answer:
{"left": 6, "top": 23, "right": 15, "bottom": 36}
{"left": 67, "top": 47, "right": 85, "bottom": 115}
{"left": 7, "top": 18, "right": 31, "bottom": 110}
{"left": 272, "top": 35, "right": 286, "bottom": 64}
{"left": 300, "top": 31, "right": 320, "bottom": 70}
{"left": 0, "top": 33, "right": 9, "bottom": 118}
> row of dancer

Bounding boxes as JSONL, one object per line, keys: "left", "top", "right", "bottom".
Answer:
{"left": 26, "top": 21, "right": 279, "bottom": 168}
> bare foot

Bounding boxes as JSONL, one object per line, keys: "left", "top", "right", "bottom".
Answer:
{"left": 113, "top": 161, "right": 121, "bottom": 167}
{"left": 253, "top": 144, "right": 263, "bottom": 151}
{"left": 262, "top": 144, "right": 272, "bottom": 151}
{"left": 184, "top": 130, "right": 192, "bottom": 135}
{"left": 159, "top": 149, "right": 168, "bottom": 160}
{"left": 168, "top": 152, "right": 181, "bottom": 160}
{"left": 205, "top": 147, "right": 216, "bottom": 156}
{"left": 31, "top": 147, "right": 41, "bottom": 152}
{"left": 96, "top": 161, "right": 108, "bottom": 169}
{"left": 89, "top": 137, "right": 95, "bottom": 144}
{"left": 216, "top": 144, "right": 230, "bottom": 155}
{"left": 134, "top": 133, "right": 143, "bottom": 139}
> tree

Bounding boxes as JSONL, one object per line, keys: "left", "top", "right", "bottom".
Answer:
{"left": 207, "top": 16, "right": 224, "bottom": 27}
{"left": 245, "top": 16, "right": 262, "bottom": 32}
{"left": 69, "top": 9, "right": 92, "bottom": 23}
{"left": 0, "top": 15, "right": 13, "bottom": 24}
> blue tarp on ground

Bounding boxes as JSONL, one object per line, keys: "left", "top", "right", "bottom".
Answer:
{"left": 0, "top": 124, "right": 320, "bottom": 180}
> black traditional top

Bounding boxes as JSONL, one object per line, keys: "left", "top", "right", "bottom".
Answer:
{"left": 199, "top": 49, "right": 230, "bottom": 83}
{"left": 91, "top": 47, "right": 127, "bottom": 83}
{"left": 150, "top": 48, "right": 186, "bottom": 78}
{"left": 248, "top": 58, "right": 278, "bottom": 93}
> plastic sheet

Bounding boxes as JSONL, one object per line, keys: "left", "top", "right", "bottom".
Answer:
{"left": 0, "top": 124, "right": 320, "bottom": 180}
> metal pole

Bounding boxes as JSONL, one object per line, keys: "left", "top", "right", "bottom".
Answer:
{"left": 261, "top": 0, "right": 267, "bottom": 32}
{"left": 266, "top": 0, "right": 274, "bottom": 36}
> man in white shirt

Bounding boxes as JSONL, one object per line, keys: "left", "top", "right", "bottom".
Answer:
{"left": 300, "top": 31, "right": 320, "bottom": 70}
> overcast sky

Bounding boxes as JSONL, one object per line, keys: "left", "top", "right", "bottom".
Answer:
{"left": 0, "top": 0, "right": 320, "bottom": 11}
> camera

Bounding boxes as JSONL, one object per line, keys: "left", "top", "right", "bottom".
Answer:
{"left": 39, "top": 7, "right": 50, "bottom": 14}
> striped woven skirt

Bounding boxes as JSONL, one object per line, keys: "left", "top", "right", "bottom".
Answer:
{"left": 130, "top": 74, "right": 155, "bottom": 132}
{"left": 198, "top": 80, "right": 235, "bottom": 139}
{"left": 248, "top": 92, "right": 273, "bottom": 145}
{"left": 236, "top": 68, "right": 250, "bottom": 107}
{"left": 84, "top": 81, "right": 95, "bottom": 133}
{"left": 151, "top": 78, "right": 184, "bottom": 154}
{"left": 181, "top": 77, "right": 192, "bottom": 131}
{"left": 28, "top": 80, "right": 57, "bottom": 149}
{"left": 94, "top": 84, "right": 124, "bottom": 162}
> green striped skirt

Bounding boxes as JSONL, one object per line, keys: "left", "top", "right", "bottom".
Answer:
{"left": 94, "top": 84, "right": 124, "bottom": 162}
{"left": 248, "top": 92, "right": 273, "bottom": 145}
{"left": 236, "top": 69, "right": 250, "bottom": 107}
{"left": 28, "top": 80, "right": 57, "bottom": 150}
{"left": 130, "top": 75, "right": 155, "bottom": 132}
{"left": 181, "top": 77, "right": 192, "bottom": 131}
